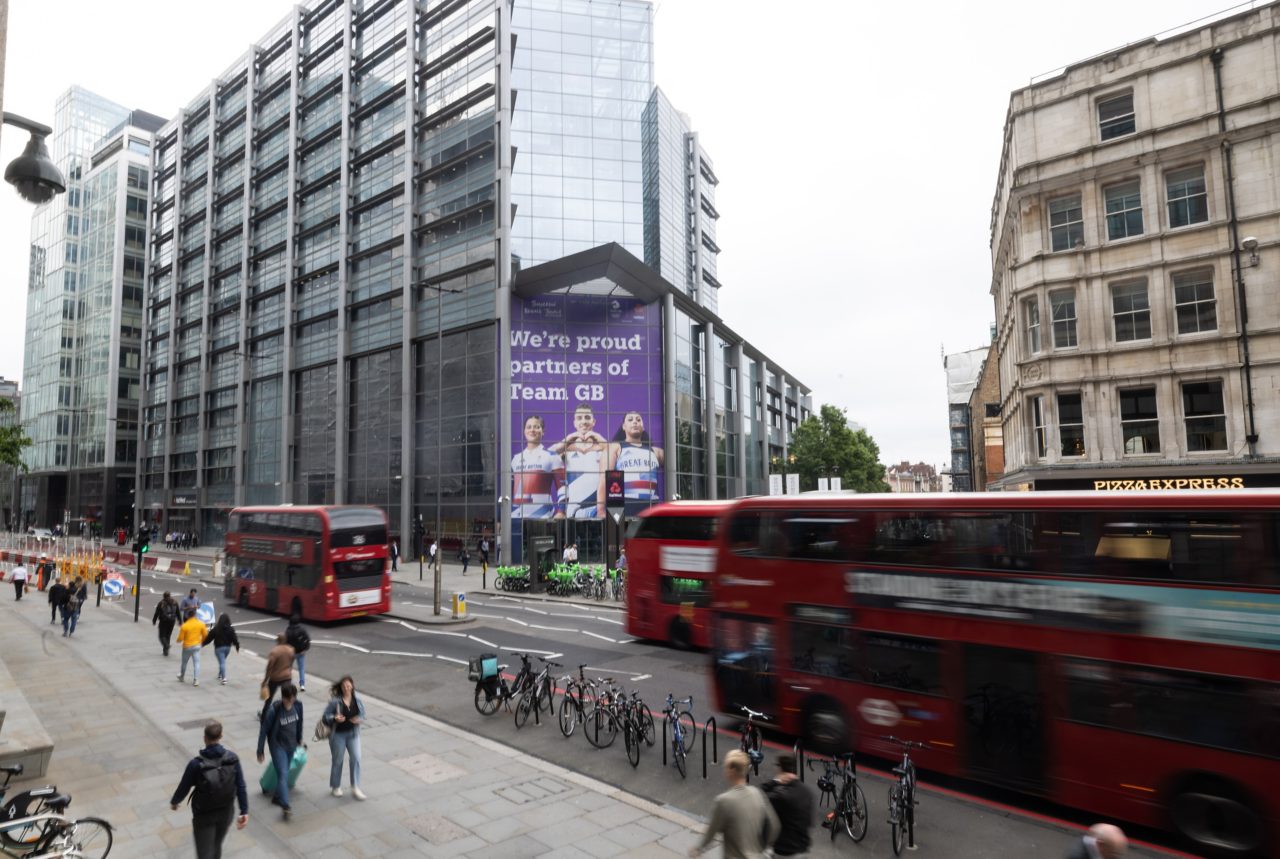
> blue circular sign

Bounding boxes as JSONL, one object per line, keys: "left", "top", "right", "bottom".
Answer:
{"left": 196, "top": 602, "right": 215, "bottom": 625}
{"left": 102, "top": 579, "right": 124, "bottom": 597}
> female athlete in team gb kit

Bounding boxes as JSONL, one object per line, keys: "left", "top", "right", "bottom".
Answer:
{"left": 511, "top": 415, "right": 565, "bottom": 519}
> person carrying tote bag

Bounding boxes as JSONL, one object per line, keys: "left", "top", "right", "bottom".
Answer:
{"left": 322, "top": 675, "right": 367, "bottom": 800}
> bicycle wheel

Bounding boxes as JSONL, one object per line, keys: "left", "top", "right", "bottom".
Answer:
{"left": 474, "top": 683, "right": 500, "bottom": 716}
{"left": 677, "top": 710, "right": 697, "bottom": 754}
{"left": 673, "top": 741, "right": 687, "bottom": 778}
{"left": 558, "top": 692, "right": 578, "bottom": 737}
{"left": 844, "top": 781, "right": 869, "bottom": 842}
{"left": 639, "top": 708, "right": 656, "bottom": 747}
{"left": 585, "top": 706, "right": 617, "bottom": 748}
{"left": 61, "top": 817, "right": 113, "bottom": 859}
{"left": 514, "top": 689, "right": 535, "bottom": 729}
{"left": 625, "top": 721, "right": 640, "bottom": 768}
{"left": 889, "top": 786, "right": 904, "bottom": 856}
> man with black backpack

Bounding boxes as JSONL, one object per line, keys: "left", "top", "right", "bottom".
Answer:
{"left": 153, "top": 591, "right": 179, "bottom": 656}
{"left": 285, "top": 614, "right": 311, "bottom": 693}
{"left": 169, "top": 719, "right": 248, "bottom": 859}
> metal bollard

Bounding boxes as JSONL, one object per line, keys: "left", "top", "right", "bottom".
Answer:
{"left": 662, "top": 715, "right": 668, "bottom": 767}
{"left": 702, "top": 716, "right": 718, "bottom": 778}
{"left": 794, "top": 742, "right": 803, "bottom": 783}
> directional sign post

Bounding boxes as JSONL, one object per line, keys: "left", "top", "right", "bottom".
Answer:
{"left": 102, "top": 579, "right": 125, "bottom": 599}
{"left": 196, "top": 602, "right": 216, "bottom": 626}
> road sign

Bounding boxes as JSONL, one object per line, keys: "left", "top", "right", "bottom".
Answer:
{"left": 196, "top": 601, "right": 215, "bottom": 625}
{"left": 102, "top": 579, "right": 124, "bottom": 598}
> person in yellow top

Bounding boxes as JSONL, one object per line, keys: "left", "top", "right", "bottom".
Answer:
{"left": 177, "top": 610, "right": 208, "bottom": 687}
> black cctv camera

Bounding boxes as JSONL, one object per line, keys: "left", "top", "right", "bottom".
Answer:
{"left": 3, "top": 113, "right": 67, "bottom": 204}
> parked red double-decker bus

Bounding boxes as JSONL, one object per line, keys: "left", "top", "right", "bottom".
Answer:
{"left": 625, "top": 500, "right": 731, "bottom": 649}
{"left": 224, "top": 505, "right": 390, "bottom": 621}
{"left": 711, "top": 491, "right": 1280, "bottom": 857}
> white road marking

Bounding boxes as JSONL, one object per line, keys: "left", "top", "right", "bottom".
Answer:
{"left": 230, "top": 618, "right": 277, "bottom": 626}
{"left": 582, "top": 666, "right": 649, "bottom": 679}
{"left": 529, "top": 624, "right": 577, "bottom": 633}
{"left": 339, "top": 642, "right": 370, "bottom": 653}
{"left": 468, "top": 634, "right": 497, "bottom": 647}
{"left": 632, "top": 674, "right": 652, "bottom": 681}
{"left": 435, "top": 655, "right": 469, "bottom": 665}
{"left": 582, "top": 631, "right": 618, "bottom": 644}
{"left": 371, "top": 650, "right": 433, "bottom": 658}
{"left": 523, "top": 607, "right": 548, "bottom": 615}
{"left": 504, "top": 618, "right": 529, "bottom": 627}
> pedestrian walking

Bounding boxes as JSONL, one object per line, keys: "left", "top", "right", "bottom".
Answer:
{"left": 428, "top": 538, "right": 438, "bottom": 566}
{"left": 180, "top": 588, "right": 201, "bottom": 617}
{"left": 153, "top": 591, "right": 180, "bottom": 656}
{"left": 169, "top": 719, "right": 249, "bottom": 859}
{"left": 390, "top": 539, "right": 399, "bottom": 572}
{"left": 323, "top": 675, "right": 367, "bottom": 800}
{"left": 11, "top": 561, "right": 27, "bottom": 600}
{"left": 260, "top": 634, "right": 295, "bottom": 719}
{"left": 285, "top": 613, "right": 311, "bottom": 692}
{"left": 177, "top": 610, "right": 208, "bottom": 686}
{"left": 689, "top": 749, "right": 780, "bottom": 859}
{"left": 616, "top": 547, "right": 627, "bottom": 572}
{"left": 761, "top": 754, "right": 813, "bottom": 857}
{"left": 60, "top": 581, "right": 83, "bottom": 638}
{"left": 1065, "top": 823, "right": 1128, "bottom": 859}
{"left": 256, "top": 682, "right": 303, "bottom": 820}
{"left": 204, "top": 614, "right": 241, "bottom": 685}
{"left": 48, "top": 578, "right": 67, "bottom": 625}
{"left": 478, "top": 537, "right": 490, "bottom": 574}
{"left": 459, "top": 546, "right": 470, "bottom": 575}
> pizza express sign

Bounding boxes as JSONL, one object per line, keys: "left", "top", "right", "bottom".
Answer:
{"left": 1091, "top": 477, "right": 1245, "bottom": 491}
{"left": 1036, "top": 474, "right": 1280, "bottom": 491}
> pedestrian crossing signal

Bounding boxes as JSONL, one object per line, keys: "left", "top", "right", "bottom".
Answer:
{"left": 133, "top": 529, "right": 150, "bottom": 554}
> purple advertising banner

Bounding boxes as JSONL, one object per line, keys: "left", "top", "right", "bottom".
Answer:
{"left": 510, "top": 293, "right": 664, "bottom": 519}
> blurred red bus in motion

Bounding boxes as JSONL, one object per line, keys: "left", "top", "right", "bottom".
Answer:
{"left": 625, "top": 500, "right": 731, "bottom": 649}
{"left": 225, "top": 505, "right": 390, "bottom": 621}
{"left": 711, "top": 491, "right": 1280, "bottom": 857}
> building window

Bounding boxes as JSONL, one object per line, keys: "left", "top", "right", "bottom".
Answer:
{"left": 1173, "top": 271, "right": 1216, "bottom": 335}
{"left": 1049, "top": 194, "right": 1084, "bottom": 252}
{"left": 1166, "top": 166, "right": 1208, "bottom": 228}
{"left": 1098, "top": 92, "right": 1135, "bottom": 140}
{"left": 1111, "top": 281, "right": 1151, "bottom": 342}
{"left": 1104, "top": 181, "right": 1143, "bottom": 240}
{"left": 1024, "top": 297, "right": 1041, "bottom": 354}
{"left": 1050, "top": 289, "right": 1077, "bottom": 348}
{"left": 1030, "top": 396, "right": 1047, "bottom": 459}
{"left": 1120, "top": 387, "right": 1160, "bottom": 454}
{"left": 1058, "top": 392, "right": 1085, "bottom": 457}
{"left": 1183, "top": 381, "right": 1226, "bottom": 452}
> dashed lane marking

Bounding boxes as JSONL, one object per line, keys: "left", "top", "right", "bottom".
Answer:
{"left": 582, "top": 631, "right": 618, "bottom": 644}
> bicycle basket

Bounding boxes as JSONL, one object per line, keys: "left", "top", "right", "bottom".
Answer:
{"left": 468, "top": 653, "right": 498, "bottom": 681}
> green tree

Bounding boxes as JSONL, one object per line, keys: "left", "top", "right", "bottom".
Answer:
{"left": 785, "top": 404, "right": 888, "bottom": 493}
{"left": 0, "top": 399, "right": 32, "bottom": 472}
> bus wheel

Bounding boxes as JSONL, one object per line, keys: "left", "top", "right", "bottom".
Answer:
{"left": 668, "top": 617, "right": 692, "bottom": 650}
{"left": 237, "top": 588, "right": 249, "bottom": 609}
{"left": 1169, "top": 775, "right": 1266, "bottom": 857}
{"left": 802, "top": 699, "right": 848, "bottom": 754}
{"left": 289, "top": 597, "right": 303, "bottom": 619}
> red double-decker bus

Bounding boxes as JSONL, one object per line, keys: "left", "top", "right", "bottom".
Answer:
{"left": 625, "top": 500, "right": 730, "bottom": 649}
{"left": 224, "top": 505, "right": 391, "bottom": 621}
{"left": 711, "top": 491, "right": 1280, "bottom": 857}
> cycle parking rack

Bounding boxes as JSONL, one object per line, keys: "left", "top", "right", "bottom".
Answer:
{"left": 702, "top": 716, "right": 718, "bottom": 779}
{"left": 794, "top": 741, "right": 804, "bottom": 782}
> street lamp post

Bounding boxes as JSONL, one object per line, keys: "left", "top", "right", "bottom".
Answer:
{"left": 421, "top": 283, "right": 462, "bottom": 616}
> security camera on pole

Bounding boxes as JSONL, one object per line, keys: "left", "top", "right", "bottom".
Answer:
{"left": 2, "top": 112, "right": 67, "bottom": 203}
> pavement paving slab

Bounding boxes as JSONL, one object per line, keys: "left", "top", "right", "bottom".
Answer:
{"left": 0, "top": 592, "right": 699, "bottom": 857}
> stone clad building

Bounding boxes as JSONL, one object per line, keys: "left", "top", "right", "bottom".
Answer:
{"left": 989, "top": 4, "right": 1280, "bottom": 491}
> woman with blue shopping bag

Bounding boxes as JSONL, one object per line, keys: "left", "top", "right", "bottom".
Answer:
{"left": 257, "top": 682, "right": 304, "bottom": 819}
{"left": 322, "top": 675, "right": 367, "bottom": 800}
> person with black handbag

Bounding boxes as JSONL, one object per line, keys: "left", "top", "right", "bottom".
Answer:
{"left": 322, "top": 675, "right": 367, "bottom": 800}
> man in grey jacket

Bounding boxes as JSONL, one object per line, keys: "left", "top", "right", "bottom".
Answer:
{"left": 690, "top": 749, "right": 780, "bottom": 859}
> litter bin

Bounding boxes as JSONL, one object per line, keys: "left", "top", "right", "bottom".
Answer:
{"left": 451, "top": 591, "right": 467, "bottom": 619}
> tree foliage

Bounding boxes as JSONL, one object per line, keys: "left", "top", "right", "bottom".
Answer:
{"left": 0, "top": 398, "right": 32, "bottom": 472}
{"left": 786, "top": 404, "right": 888, "bottom": 493}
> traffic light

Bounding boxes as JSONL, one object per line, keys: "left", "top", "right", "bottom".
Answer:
{"left": 133, "top": 528, "right": 150, "bottom": 555}
{"left": 412, "top": 514, "right": 424, "bottom": 555}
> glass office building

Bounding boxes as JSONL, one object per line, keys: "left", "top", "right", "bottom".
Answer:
{"left": 140, "top": 0, "right": 808, "bottom": 560}
{"left": 20, "top": 87, "right": 163, "bottom": 533}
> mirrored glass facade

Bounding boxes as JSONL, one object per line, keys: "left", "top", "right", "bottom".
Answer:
{"left": 509, "top": 0, "right": 651, "bottom": 266}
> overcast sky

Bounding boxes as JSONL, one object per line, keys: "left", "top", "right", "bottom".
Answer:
{"left": 0, "top": 0, "right": 1244, "bottom": 469}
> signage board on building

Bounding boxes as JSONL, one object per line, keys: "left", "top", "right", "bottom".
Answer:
{"left": 509, "top": 293, "right": 664, "bottom": 521}
{"left": 171, "top": 494, "right": 198, "bottom": 507}
{"left": 1034, "top": 474, "right": 1280, "bottom": 492}
{"left": 605, "top": 469, "right": 625, "bottom": 511}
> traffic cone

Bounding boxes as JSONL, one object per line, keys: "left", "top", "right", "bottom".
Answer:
{"left": 183, "top": 561, "right": 191, "bottom": 576}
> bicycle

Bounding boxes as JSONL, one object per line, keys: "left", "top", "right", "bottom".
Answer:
{"left": 813, "top": 753, "right": 868, "bottom": 844}
{"left": 557, "top": 664, "right": 598, "bottom": 738}
{"left": 662, "top": 699, "right": 689, "bottom": 778}
{"left": 738, "top": 706, "right": 767, "bottom": 778}
{"left": 584, "top": 678, "right": 623, "bottom": 749}
{"left": 472, "top": 652, "right": 533, "bottom": 716}
{"left": 666, "top": 694, "right": 697, "bottom": 755}
{"left": 883, "top": 735, "right": 928, "bottom": 855}
{"left": 621, "top": 692, "right": 651, "bottom": 768}
{"left": 0, "top": 764, "right": 60, "bottom": 851}
{"left": 514, "top": 657, "right": 561, "bottom": 729}
{"left": 0, "top": 795, "right": 112, "bottom": 859}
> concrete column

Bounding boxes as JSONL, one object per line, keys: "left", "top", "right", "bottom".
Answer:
{"left": 734, "top": 342, "right": 746, "bottom": 497}
{"left": 703, "top": 321, "right": 716, "bottom": 499}
{"left": 398, "top": 0, "right": 416, "bottom": 543}
{"left": 663, "top": 293, "right": 677, "bottom": 499}
{"left": 496, "top": 0, "right": 515, "bottom": 564}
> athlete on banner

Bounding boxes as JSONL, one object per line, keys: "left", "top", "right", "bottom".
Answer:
{"left": 551, "top": 403, "right": 608, "bottom": 519}
{"left": 512, "top": 415, "right": 565, "bottom": 519}
{"left": 608, "top": 410, "right": 664, "bottom": 515}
